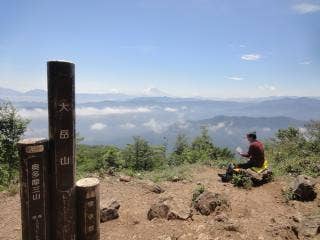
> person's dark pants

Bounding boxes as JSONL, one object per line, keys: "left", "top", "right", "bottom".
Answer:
{"left": 220, "top": 161, "right": 256, "bottom": 182}
{"left": 236, "top": 161, "right": 256, "bottom": 169}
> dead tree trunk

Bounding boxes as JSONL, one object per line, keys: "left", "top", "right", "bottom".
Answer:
{"left": 47, "top": 61, "right": 76, "bottom": 240}
{"left": 76, "top": 178, "right": 100, "bottom": 240}
{"left": 17, "top": 138, "right": 50, "bottom": 240}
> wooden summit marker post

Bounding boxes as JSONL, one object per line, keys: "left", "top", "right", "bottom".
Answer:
{"left": 17, "top": 138, "right": 49, "bottom": 240}
{"left": 76, "top": 178, "right": 100, "bottom": 240}
{"left": 47, "top": 61, "right": 76, "bottom": 240}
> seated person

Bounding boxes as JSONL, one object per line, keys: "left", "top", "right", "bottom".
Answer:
{"left": 219, "top": 132, "right": 266, "bottom": 182}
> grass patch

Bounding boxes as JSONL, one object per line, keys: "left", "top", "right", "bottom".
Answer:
{"left": 192, "top": 184, "right": 205, "bottom": 203}
{"left": 142, "top": 164, "right": 193, "bottom": 183}
{"left": 282, "top": 187, "right": 295, "bottom": 202}
{"left": 231, "top": 172, "right": 252, "bottom": 189}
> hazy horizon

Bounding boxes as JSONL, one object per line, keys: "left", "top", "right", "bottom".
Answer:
{"left": 1, "top": 85, "right": 320, "bottom": 100}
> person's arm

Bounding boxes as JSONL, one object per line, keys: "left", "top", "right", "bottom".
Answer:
{"left": 239, "top": 152, "right": 250, "bottom": 158}
{"left": 238, "top": 145, "right": 253, "bottom": 158}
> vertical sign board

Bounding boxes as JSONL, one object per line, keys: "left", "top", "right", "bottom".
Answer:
{"left": 18, "top": 138, "right": 49, "bottom": 240}
{"left": 47, "top": 61, "right": 76, "bottom": 240}
{"left": 76, "top": 178, "right": 100, "bottom": 240}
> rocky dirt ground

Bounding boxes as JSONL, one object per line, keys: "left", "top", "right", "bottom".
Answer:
{"left": 0, "top": 166, "right": 319, "bottom": 240}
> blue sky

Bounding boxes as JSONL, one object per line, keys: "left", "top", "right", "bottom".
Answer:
{"left": 0, "top": 0, "right": 319, "bottom": 98}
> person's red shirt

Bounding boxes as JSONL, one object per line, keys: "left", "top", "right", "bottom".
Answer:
{"left": 248, "top": 140, "right": 265, "bottom": 168}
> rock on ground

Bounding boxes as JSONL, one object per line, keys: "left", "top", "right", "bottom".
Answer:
{"left": 237, "top": 169, "right": 273, "bottom": 186}
{"left": 142, "top": 181, "right": 165, "bottom": 194}
{"left": 119, "top": 175, "right": 132, "bottom": 182}
{"left": 148, "top": 196, "right": 192, "bottom": 221}
{"left": 292, "top": 214, "right": 320, "bottom": 239}
{"left": 290, "top": 175, "right": 317, "bottom": 201}
{"left": 100, "top": 200, "right": 121, "bottom": 222}
{"left": 193, "top": 191, "right": 230, "bottom": 216}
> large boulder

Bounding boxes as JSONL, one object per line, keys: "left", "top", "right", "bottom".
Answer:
{"left": 291, "top": 175, "right": 317, "bottom": 201}
{"left": 100, "top": 200, "right": 120, "bottom": 222}
{"left": 237, "top": 169, "right": 273, "bottom": 186}
{"left": 147, "top": 196, "right": 192, "bottom": 221}
{"left": 292, "top": 215, "right": 320, "bottom": 239}
{"left": 193, "top": 191, "right": 230, "bottom": 216}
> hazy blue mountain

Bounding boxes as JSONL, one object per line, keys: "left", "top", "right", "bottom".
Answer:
{"left": 0, "top": 87, "right": 133, "bottom": 103}
{"left": 162, "top": 116, "right": 306, "bottom": 150}
{"left": 1, "top": 87, "right": 318, "bottom": 149}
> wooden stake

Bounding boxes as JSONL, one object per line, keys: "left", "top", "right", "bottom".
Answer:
{"left": 47, "top": 60, "right": 76, "bottom": 240}
{"left": 76, "top": 178, "right": 100, "bottom": 240}
{"left": 18, "top": 138, "right": 49, "bottom": 240}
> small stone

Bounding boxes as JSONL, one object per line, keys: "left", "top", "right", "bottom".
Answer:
{"left": 100, "top": 200, "right": 120, "bottom": 222}
{"left": 224, "top": 222, "right": 240, "bottom": 232}
{"left": 119, "top": 175, "right": 131, "bottom": 182}
{"left": 171, "top": 176, "right": 181, "bottom": 182}
{"left": 193, "top": 191, "right": 230, "bottom": 216}
{"left": 147, "top": 202, "right": 170, "bottom": 220}
{"left": 144, "top": 182, "right": 165, "bottom": 194}
{"left": 100, "top": 208, "right": 119, "bottom": 222}
{"left": 214, "top": 213, "right": 228, "bottom": 222}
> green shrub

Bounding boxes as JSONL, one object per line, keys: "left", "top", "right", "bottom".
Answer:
{"left": 192, "top": 184, "right": 205, "bottom": 203}
{"left": 282, "top": 187, "right": 295, "bottom": 202}
{"left": 0, "top": 164, "right": 10, "bottom": 187}
{"left": 122, "top": 136, "right": 167, "bottom": 171}
{"left": 169, "top": 127, "right": 234, "bottom": 167}
{"left": 267, "top": 121, "right": 320, "bottom": 177}
{"left": 231, "top": 172, "right": 252, "bottom": 189}
{"left": 0, "top": 101, "right": 29, "bottom": 184}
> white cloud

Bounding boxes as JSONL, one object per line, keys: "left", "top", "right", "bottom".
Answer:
{"left": 262, "top": 127, "right": 271, "bottom": 132}
{"left": 142, "top": 87, "right": 168, "bottom": 97}
{"left": 226, "top": 129, "right": 233, "bottom": 135}
{"left": 181, "top": 106, "right": 188, "bottom": 110}
{"left": 77, "top": 107, "right": 151, "bottom": 116}
{"left": 143, "top": 118, "right": 168, "bottom": 133}
{"left": 120, "top": 123, "right": 136, "bottom": 129}
{"left": 209, "top": 122, "right": 226, "bottom": 132}
{"left": 18, "top": 108, "right": 48, "bottom": 119}
{"left": 226, "top": 76, "right": 244, "bottom": 81}
{"left": 258, "top": 84, "right": 276, "bottom": 91}
{"left": 90, "top": 123, "right": 107, "bottom": 130}
{"left": 241, "top": 54, "right": 261, "bottom": 61}
{"left": 18, "top": 107, "right": 152, "bottom": 119}
{"left": 177, "top": 122, "right": 190, "bottom": 129}
{"left": 164, "top": 107, "right": 178, "bottom": 112}
{"left": 299, "top": 127, "right": 307, "bottom": 134}
{"left": 293, "top": 3, "right": 320, "bottom": 14}
{"left": 299, "top": 61, "right": 312, "bottom": 65}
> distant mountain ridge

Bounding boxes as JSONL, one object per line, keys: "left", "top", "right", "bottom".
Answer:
{"left": 2, "top": 87, "right": 320, "bottom": 121}
{"left": 2, "top": 87, "right": 319, "bottom": 148}
{"left": 160, "top": 115, "right": 306, "bottom": 150}
{"left": 1, "top": 87, "right": 319, "bottom": 103}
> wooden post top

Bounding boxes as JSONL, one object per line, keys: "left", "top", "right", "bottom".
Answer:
{"left": 76, "top": 178, "right": 100, "bottom": 188}
{"left": 47, "top": 60, "right": 75, "bottom": 66}
{"left": 18, "top": 138, "right": 48, "bottom": 145}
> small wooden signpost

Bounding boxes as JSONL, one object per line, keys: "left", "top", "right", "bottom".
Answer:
{"left": 76, "top": 178, "right": 100, "bottom": 240}
{"left": 18, "top": 138, "right": 49, "bottom": 240}
{"left": 47, "top": 61, "right": 76, "bottom": 240}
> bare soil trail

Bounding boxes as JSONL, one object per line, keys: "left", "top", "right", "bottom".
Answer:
{"left": 0, "top": 166, "right": 319, "bottom": 240}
